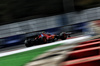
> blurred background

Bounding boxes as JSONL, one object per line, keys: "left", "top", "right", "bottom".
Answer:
{"left": 0, "top": 0, "right": 100, "bottom": 48}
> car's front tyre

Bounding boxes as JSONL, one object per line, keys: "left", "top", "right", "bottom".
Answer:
{"left": 25, "top": 39, "right": 36, "bottom": 47}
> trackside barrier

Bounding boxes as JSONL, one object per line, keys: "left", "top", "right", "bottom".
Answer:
{"left": 0, "top": 36, "right": 91, "bottom": 57}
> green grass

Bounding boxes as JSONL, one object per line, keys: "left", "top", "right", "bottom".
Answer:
{"left": 0, "top": 44, "right": 62, "bottom": 66}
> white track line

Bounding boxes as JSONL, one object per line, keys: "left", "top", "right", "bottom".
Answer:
{"left": 0, "top": 35, "right": 91, "bottom": 57}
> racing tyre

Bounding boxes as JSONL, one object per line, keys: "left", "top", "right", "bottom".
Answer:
{"left": 25, "top": 39, "right": 35, "bottom": 47}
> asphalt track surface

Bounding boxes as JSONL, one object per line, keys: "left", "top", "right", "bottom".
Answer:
{"left": 0, "top": 33, "right": 83, "bottom": 53}
{"left": 0, "top": 44, "right": 26, "bottom": 53}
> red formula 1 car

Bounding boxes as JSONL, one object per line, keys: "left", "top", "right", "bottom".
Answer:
{"left": 25, "top": 32, "right": 71, "bottom": 47}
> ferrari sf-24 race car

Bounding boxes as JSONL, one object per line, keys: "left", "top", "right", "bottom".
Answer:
{"left": 25, "top": 32, "right": 71, "bottom": 47}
